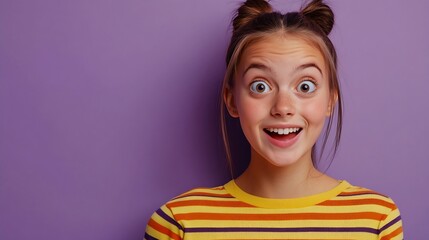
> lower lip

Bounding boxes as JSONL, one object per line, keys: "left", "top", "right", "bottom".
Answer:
{"left": 265, "top": 130, "right": 301, "bottom": 148}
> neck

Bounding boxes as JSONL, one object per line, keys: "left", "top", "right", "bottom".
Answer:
{"left": 235, "top": 148, "right": 337, "bottom": 199}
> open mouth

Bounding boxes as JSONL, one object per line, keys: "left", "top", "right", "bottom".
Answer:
{"left": 263, "top": 127, "right": 302, "bottom": 141}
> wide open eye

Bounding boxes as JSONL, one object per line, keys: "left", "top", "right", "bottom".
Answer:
{"left": 297, "top": 80, "right": 317, "bottom": 93}
{"left": 250, "top": 80, "right": 271, "bottom": 94}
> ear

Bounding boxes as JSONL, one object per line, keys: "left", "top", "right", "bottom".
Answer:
{"left": 223, "top": 87, "right": 239, "bottom": 118}
{"left": 326, "top": 93, "right": 338, "bottom": 116}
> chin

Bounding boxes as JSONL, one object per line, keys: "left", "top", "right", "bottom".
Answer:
{"left": 267, "top": 156, "right": 302, "bottom": 167}
{"left": 254, "top": 145, "right": 313, "bottom": 168}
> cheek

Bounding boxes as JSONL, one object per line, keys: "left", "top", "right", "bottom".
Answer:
{"left": 235, "top": 91, "right": 268, "bottom": 128}
{"left": 300, "top": 98, "right": 330, "bottom": 126}
{"left": 236, "top": 98, "right": 263, "bottom": 124}
{"left": 235, "top": 88, "right": 254, "bottom": 116}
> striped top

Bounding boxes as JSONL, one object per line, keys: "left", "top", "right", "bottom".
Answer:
{"left": 145, "top": 180, "right": 403, "bottom": 240}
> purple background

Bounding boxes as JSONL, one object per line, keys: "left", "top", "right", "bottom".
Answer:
{"left": 1, "top": 0, "right": 428, "bottom": 239}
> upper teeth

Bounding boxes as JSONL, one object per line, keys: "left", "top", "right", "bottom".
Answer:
{"left": 266, "top": 128, "right": 300, "bottom": 135}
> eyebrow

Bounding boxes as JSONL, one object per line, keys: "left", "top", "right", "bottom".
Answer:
{"left": 242, "top": 63, "right": 271, "bottom": 77}
{"left": 242, "top": 62, "right": 323, "bottom": 77}
{"left": 295, "top": 63, "right": 323, "bottom": 76}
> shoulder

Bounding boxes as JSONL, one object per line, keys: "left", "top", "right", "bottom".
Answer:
{"left": 334, "top": 182, "right": 403, "bottom": 237}
{"left": 145, "top": 184, "right": 233, "bottom": 239}
{"left": 331, "top": 182, "right": 400, "bottom": 212}
{"left": 339, "top": 183, "right": 398, "bottom": 208}
{"left": 163, "top": 184, "right": 235, "bottom": 210}
{"left": 340, "top": 183, "right": 392, "bottom": 199}
{"left": 171, "top": 184, "right": 232, "bottom": 201}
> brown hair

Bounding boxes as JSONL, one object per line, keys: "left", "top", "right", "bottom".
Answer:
{"left": 221, "top": 0, "right": 343, "bottom": 176}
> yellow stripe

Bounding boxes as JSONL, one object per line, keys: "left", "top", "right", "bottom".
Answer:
{"left": 224, "top": 180, "right": 351, "bottom": 208}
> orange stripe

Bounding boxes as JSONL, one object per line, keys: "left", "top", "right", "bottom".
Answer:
{"left": 175, "top": 212, "right": 385, "bottom": 221}
{"left": 380, "top": 226, "right": 403, "bottom": 240}
{"left": 339, "top": 190, "right": 386, "bottom": 197}
{"left": 320, "top": 198, "right": 396, "bottom": 209}
{"left": 167, "top": 199, "right": 253, "bottom": 208}
{"left": 175, "top": 191, "right": 232, "bottom": 199}
{"left": 148, "top": 218, "right": 181, "bottom": 240}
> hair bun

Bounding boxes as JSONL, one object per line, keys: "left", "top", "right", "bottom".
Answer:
{"left": 233, "top": 0, "right": 273, "bottom": 32}
{"left": 300, "top": 0, "right": 334, "bottom": 35}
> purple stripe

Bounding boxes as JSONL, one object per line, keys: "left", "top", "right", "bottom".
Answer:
{"left": 144, "top": 232, "right": 157, "bottom": 240}
{"left": 156, "top": 208, "right": 184, "bottom": 231}
{"left": 184, "top": 226, "right": 379, "bottom": 234}
{"left": 380, "top": 215, "right": 402, "bottom": 232}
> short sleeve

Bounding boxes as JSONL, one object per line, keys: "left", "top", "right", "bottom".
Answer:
{"left": 144, "top": 204, "right": 184, "bottom": 240}
{"left": 378, "top": 198, "right": 403, "bottom": 240}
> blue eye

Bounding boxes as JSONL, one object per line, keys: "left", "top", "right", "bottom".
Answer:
{"left": 250, "top": 81, "right": 270, "bottom": 94}
{"left": 297, "top": 80, "right": 316, "bottom": 93}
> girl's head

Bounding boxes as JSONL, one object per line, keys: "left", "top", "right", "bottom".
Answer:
{"left": 221, "top": 0, "right": 342, "bottom": 173}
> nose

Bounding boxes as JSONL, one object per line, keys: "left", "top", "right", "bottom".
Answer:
{"left": 270, "top": 91, "right": 295, "bottom": 118}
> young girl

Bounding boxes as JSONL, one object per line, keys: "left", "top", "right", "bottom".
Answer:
{"left": 144, "top": 0, "right": 403, "bottom": 239}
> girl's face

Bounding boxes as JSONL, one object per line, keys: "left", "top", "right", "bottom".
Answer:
{"left": 225, "top": 34, "right": 333, "bottom": 167}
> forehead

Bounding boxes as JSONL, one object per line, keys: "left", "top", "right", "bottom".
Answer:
{"left": 238, "top": 33, "right": 326, "bottom": 71}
